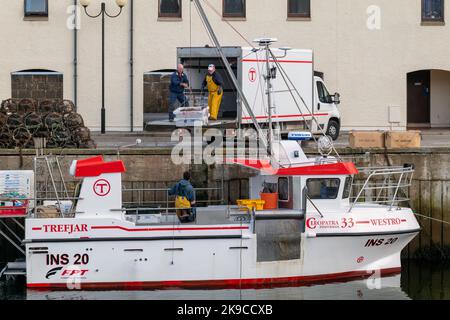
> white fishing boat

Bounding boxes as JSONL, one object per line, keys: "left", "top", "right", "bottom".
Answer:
{"left": 19, "top": 136, "right": 419, "bottom": 290}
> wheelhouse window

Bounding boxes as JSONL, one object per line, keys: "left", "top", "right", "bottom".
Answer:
{"left": 288, "top": 0, "right": 311, "bottom": 18}
{"left": 306, "top": 178, "right": 340, "bottom": 200}
{"left": 159, "top": 0, "right": 182, "bottom": 18}
{"left": 223, "top": 0, "right": 246, "bottom": 18}
{"left": 278, "top": 178, "right": 289, "bottom": 201}
{"left": 342, "top": 176, "right": 353, "bottom": 199}
{"left": 24, "top": 0, "right": 48, "bottom": 17}
{"left": 422, "top": 0, "right": 445, "bottom": 22}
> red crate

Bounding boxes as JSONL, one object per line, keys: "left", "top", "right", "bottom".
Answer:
{"left": 0, "top": 200, "right": 29, "bottom": 217}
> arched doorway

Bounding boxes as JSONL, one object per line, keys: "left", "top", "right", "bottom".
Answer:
{"left": 143, "top": 69, "right": 175, "bottom": 126}
{"left": 407, "top": 69, "right": 450, "bottom": 128}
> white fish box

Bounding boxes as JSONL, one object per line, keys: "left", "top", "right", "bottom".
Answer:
{"left": 174, "top": 106, "right": 209, "bottom": 127}
{"left": 176, "top": 119, "right": 208, "bottom": 127}
{"left": 0, "top": 170, "right": 35, "bottom": 208}
{"left": 175, "top": 106, "right": 209, "bottom": 118}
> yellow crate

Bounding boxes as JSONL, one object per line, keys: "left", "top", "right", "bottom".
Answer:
{"left": 236, "top": 199, "right": 265, "bottom": 211}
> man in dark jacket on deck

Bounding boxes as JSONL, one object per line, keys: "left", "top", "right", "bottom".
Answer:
{"left": 168, "top": 64, "right": 190, "bottom": 122}
{"left": 169, "top": 171, "right": 196, "bottom": 223}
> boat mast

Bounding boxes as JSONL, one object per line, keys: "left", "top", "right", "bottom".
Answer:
{"left": 191, "top": 0, "right": 269, "bottom": 154}
{"left": 261, "top": 39, "right": 276, "bottom": 156}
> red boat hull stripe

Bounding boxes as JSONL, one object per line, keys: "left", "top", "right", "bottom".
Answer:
{"left": 27, "top": 267, "right": 401, "bottom": 290}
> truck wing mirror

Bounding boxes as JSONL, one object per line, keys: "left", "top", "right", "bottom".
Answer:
{"left": 331, "top": 92, "right": 341, "bottom": 105}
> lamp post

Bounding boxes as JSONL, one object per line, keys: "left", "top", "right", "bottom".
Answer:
{"left": 80, "top": 0, "right": 127, "bottom": 134}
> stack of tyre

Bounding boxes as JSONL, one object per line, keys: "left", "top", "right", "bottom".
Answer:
{"left": 0, "top": 98, "right": 96, "bottom": 149}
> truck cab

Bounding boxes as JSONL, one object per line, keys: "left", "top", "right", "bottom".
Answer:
{"left": 314, "top": 76, "right": 341, "bottom": 140}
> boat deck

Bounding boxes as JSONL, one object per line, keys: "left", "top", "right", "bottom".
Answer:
{"left": 125, "top": 206, "right": 304, "bottom": 226}
{"left": 127, "top": 206, "right": 249, "bottom": 226}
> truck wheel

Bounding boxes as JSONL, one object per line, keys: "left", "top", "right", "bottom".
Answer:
{"left": 326, "top": 120, "right": 340, "bottom": 141}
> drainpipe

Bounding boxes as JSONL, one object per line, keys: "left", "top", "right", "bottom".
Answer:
{"left": 73, "top": 0, "right": 78, "bottom": 110}
{"left": 129, "top": 0, "right": 134, "bottom": 132}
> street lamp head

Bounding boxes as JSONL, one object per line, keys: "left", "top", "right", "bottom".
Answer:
{"left": 116, "top": 0, "right": 127, "bottom": 8}
{"left": 80, "top": 0, "right": 90, "bottom": 7}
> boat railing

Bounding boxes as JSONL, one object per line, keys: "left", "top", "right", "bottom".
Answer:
{"left": 348, "top": 165, "right": 414, "bottom": 212}
{"left": 113, "top": 205, "right": 252, "bottom": 216}
{"left": 25, "top": 181, "right": 224, "bottom": 218}
{"left": 121, "top": 185, "right": 224, "bottom": 214}
{"left": 276, "top": 152, "right": 371, "bottom": 169}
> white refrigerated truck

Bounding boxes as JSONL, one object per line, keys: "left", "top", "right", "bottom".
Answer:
{"left": 150, "top": 46, "right": 342, "bottom": 140}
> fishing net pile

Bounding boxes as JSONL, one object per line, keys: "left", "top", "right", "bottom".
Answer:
{"left": 0, "top": 98, "right": 96, "bottom": 149}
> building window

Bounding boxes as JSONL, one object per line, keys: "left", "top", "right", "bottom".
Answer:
{"left": 223, "top": 0, "right": 246, "bottom": 18}
{"left": 422, "top": 0, "right": 444, "bottom": 22}
{"left": 159, "top": 0, "right": 182, "bottom": 18}
{"left": 288, "top": 0, "right": 311, "bottom": 18}
{"left": 24, "top": 0, "right": 48, "bottom": 17}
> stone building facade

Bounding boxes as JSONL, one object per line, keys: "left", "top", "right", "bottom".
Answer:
{"left": 0, "top": 0, "right": 449, "bottom": 131}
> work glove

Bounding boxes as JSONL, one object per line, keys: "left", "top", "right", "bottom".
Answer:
{"left": 218, "top": 87, "right": 223, "bottom": 95}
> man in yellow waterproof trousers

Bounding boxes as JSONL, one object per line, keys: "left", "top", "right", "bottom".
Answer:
{"left": 202, "top": 64, "right": 224, "bottom": 121}
{"left": 168, "top": 171, "right": 196, "bottom": 223}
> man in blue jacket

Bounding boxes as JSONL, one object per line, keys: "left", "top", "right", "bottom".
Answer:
{"left": 169, "top": 171, "right": 196, "bottom": 223}
{"left": 168, "top": 64, "right": 190, "bottom": 122}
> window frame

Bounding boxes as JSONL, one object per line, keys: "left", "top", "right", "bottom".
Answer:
{"left": 223, "top": 0, "right": 246, "bottom": 18}
{"left": 317, "top": 81, "right": 333, "bottom": 104}
{"left": 278, "top": 177, "right": 290, "bottom": 202}
{"left": 287, "top": 0, "right": 311, "bottom": 18}
{"left": 342, "top": 176, "right": 353, "bottom": 200}
{"left": 158, "top": 0, "right": 182, "bottom": 18}
{"left": 24, "top": 0, "right": 48, "bottom": 17}
{"left": 421, "top": 0, "right": 445, "bottom": 23}
{"left": 306, "top": 178, "right": 341, "bottom": 200}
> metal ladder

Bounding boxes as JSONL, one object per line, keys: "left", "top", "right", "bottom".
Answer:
{"left": 0, "top": 218, "right": 26, "bottom": 281}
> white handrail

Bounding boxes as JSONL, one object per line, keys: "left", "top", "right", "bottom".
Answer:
{"left": 348, "top": 166, "right": 414, "bottom": 212}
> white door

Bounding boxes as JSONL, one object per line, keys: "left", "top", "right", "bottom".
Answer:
{"left": 314, "top": 80, "right": 334, "bottom": 132}
{"left": 315, "top": 80, "right": 334, "bottom": 115}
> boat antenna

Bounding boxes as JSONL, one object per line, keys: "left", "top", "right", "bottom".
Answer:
{"left": 254, "top": 38, "right": 279, "bottom": 157}
{"left": 191, "top": 0, "right": 270, "bottom": 155}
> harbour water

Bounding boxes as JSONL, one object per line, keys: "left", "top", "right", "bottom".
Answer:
{"left": 1, "top": 260, "right": 449, "bottom": 300}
